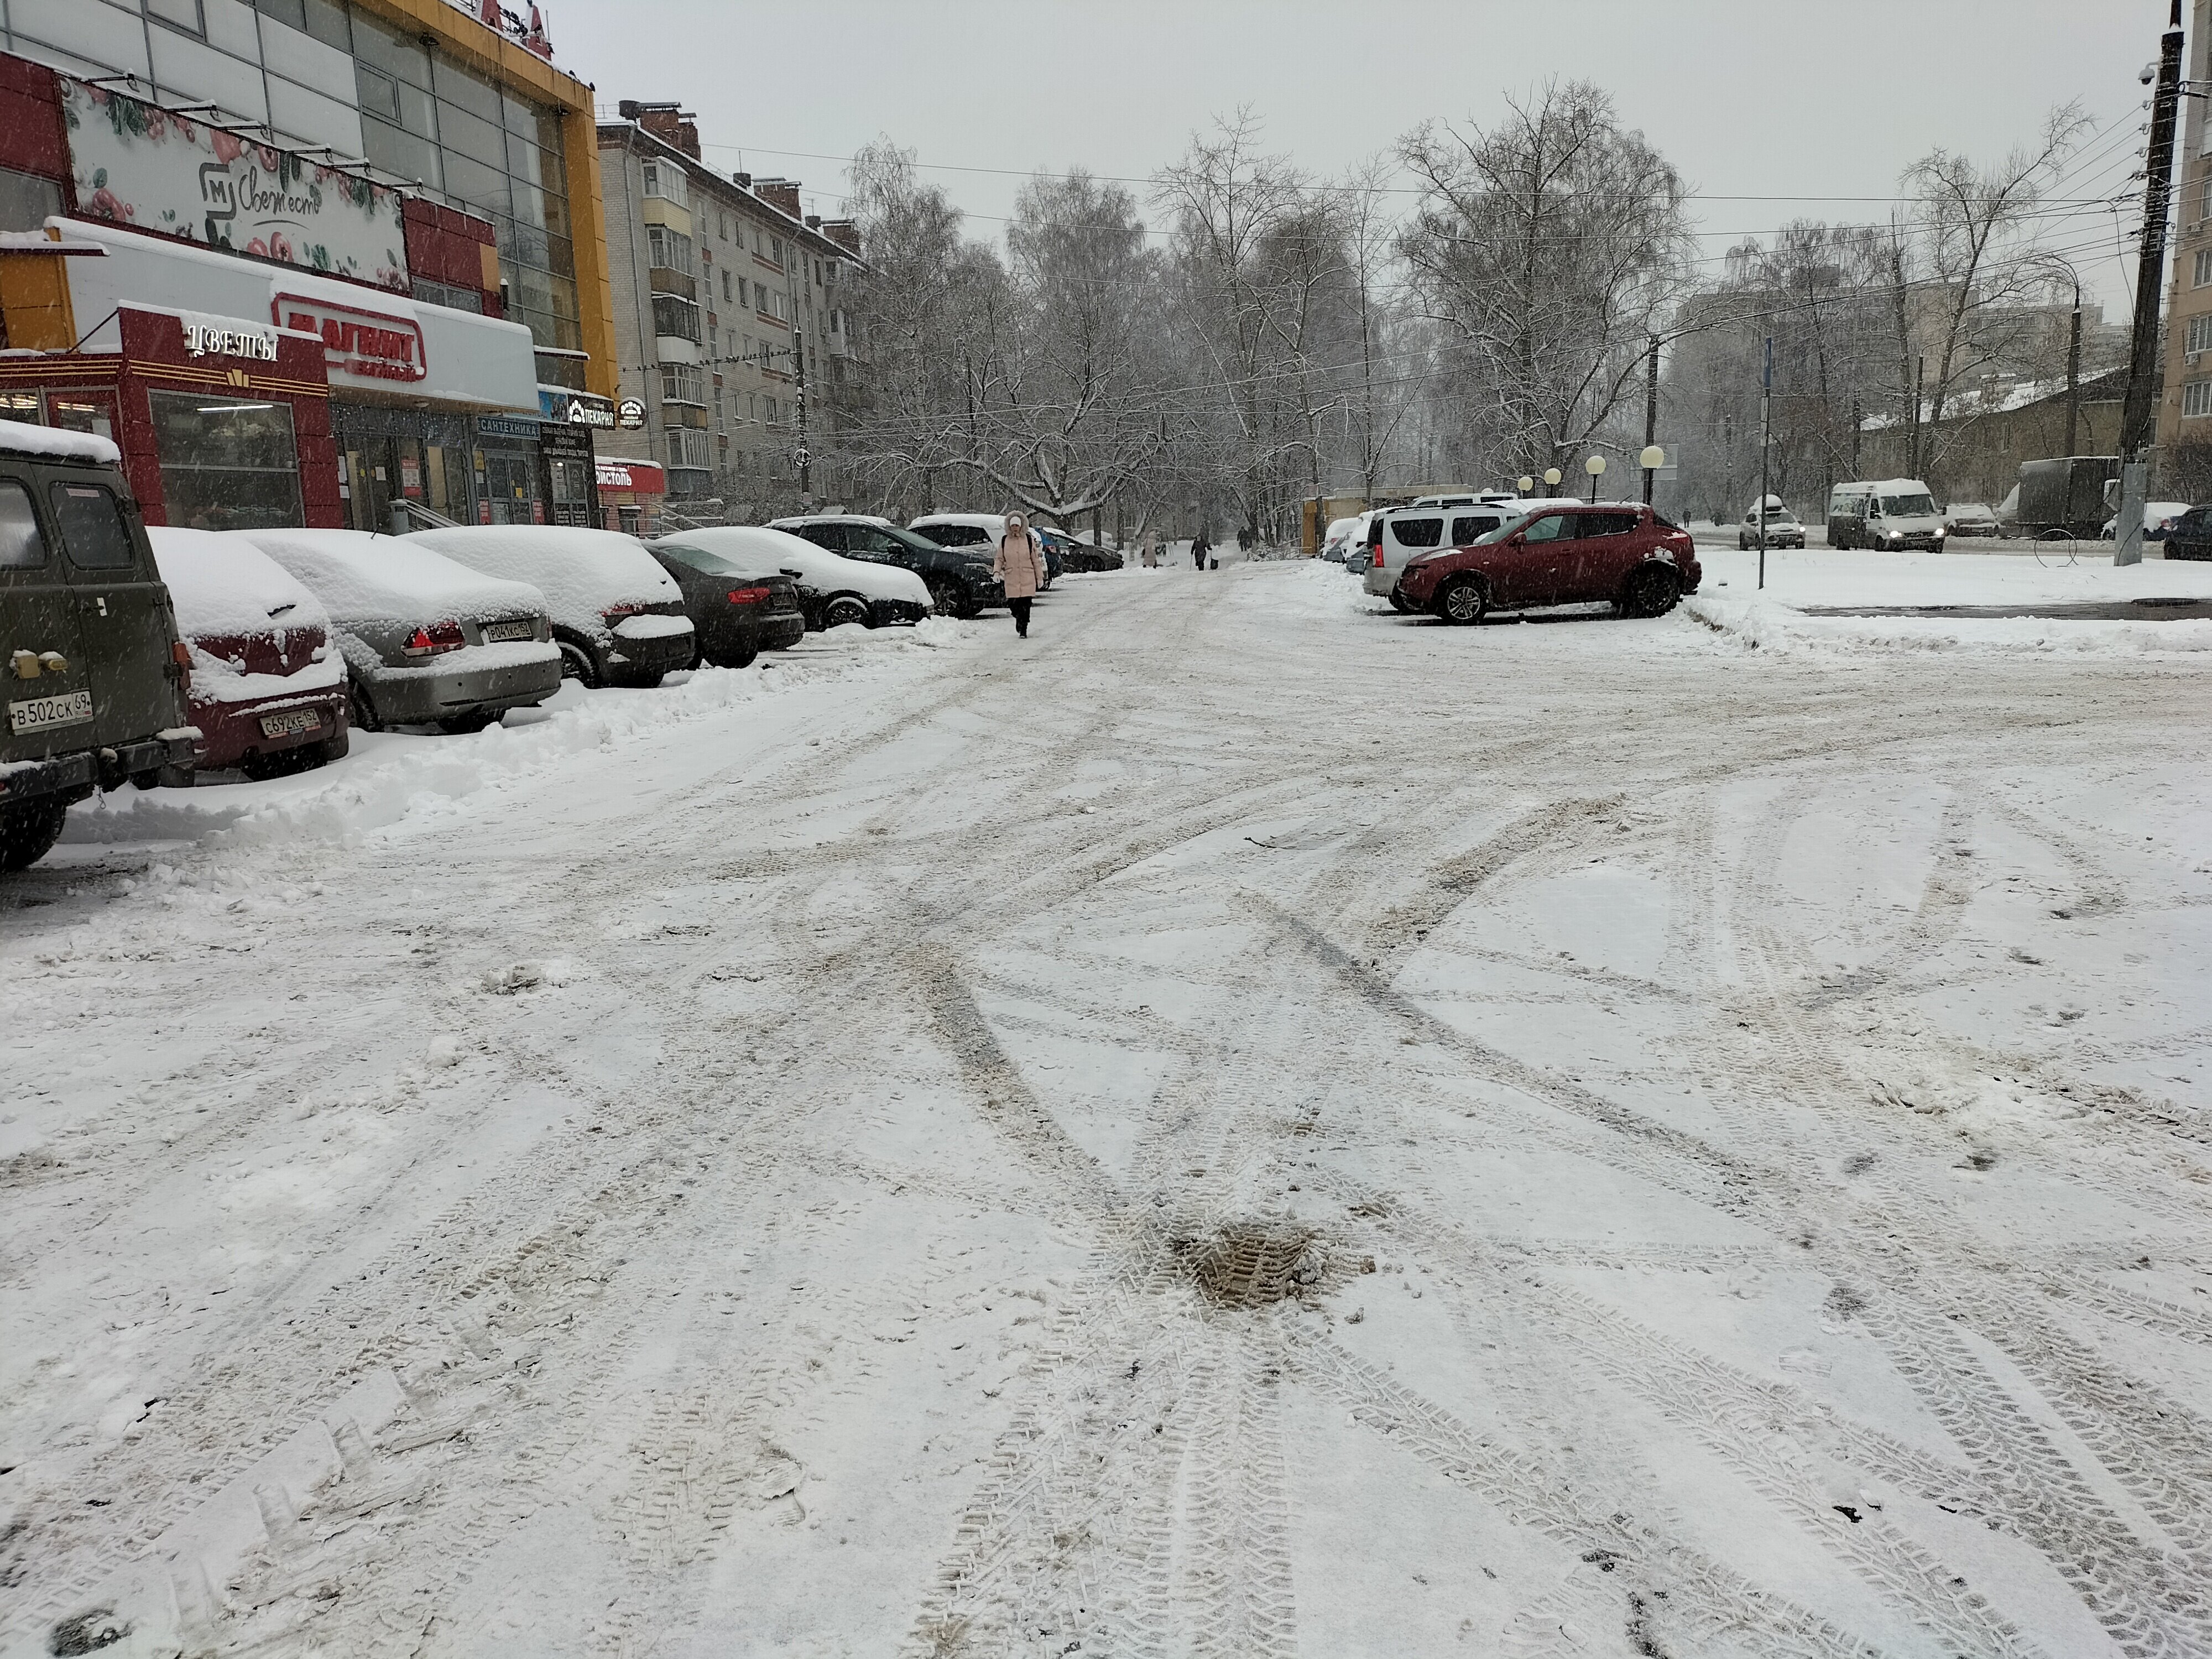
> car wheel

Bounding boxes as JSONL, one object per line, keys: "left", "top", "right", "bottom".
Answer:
{"left": 1621, "top": 565, "right": 1682, "bottom": 618}
{"left": 926, "top": 579, "right": 964, "bottom": 618}
{"left": 557, "top": 640, "right": 601, "bottom": 686}
{"left": 1387, "top": 584, "right": 1413, "bottom": 614}
{"left": 825, "top": 595, "right": 871, "bottom": 629}
{"left": 436, "top": 709, "right": 498, "bottom": 734}
{"left": 317, "top": 728, "right": 349, "bottom": 765}
{"left": 349, "top": 681, "right": 383, "bottom": 733}
{"left": 0, "top": 797, "right": 69, "bottom": 873}
{"left": 1437, "top": 575, "right": 1488, "bottom": 625}
{"left": 728, "top": 646, "right": 759, "bottom": 669}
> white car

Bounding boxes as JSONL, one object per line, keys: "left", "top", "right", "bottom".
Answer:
{"left": 2099, "top": 501, "right": 2192, "bottom": 542}
{"left": 1321, "top": 514, "right": 1360, "bottom": 561}
{"left": 650, "top": 526, "right": 931, "bottom": 630}
{"left": 1364, "top": 498, "right": 1563, "bottom": 605}
{"left": 909, "top": 512, "right": 1052, "bottom": 588}
{"left": 236, "top": 529, "right": 562, "bottom": 732}
{"left": 408, "top": 526, "right": 695, "bottom": 687}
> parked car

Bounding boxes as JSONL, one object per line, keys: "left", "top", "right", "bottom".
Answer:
{"left": 408, "top": 525, "right": 693, "bottom": 688}
{"left": 2098, "top": 501, "right": 2191, "bottom": 541}
{"left": 1944, "top": 501, "right": 2001, "bottom": 538}
{"left": 1396, "top": 502, "right": 1701, "bottom": 625}
{"left": 2162, "top": 503, "right": 2212, "bottom": 560}
{"left": 651, "top": 526, "right": 930, "bottom": 630}
{"left": 910, "top": 513, "right": 1057, "bottom": 587}
{"left": 1738, "top": 496, "right": 1804, "bottom": 549}
{"left": 771, "top": 514, "right": 1003, "bottom": 617}
{"left": 1321, "top": 515, "right": 1360, "bottom": 561}
{"left": 236, "top": 528, "right": 560, "bottom": 732}
{"left": 147, "top": 527, "right": 349, "bottom": 777}
{"left": 1, "top": 421, "right": 195, "bottom": 871}
{"left": 1040, "top": 528, "right": 1123, "bottom": 572}
{"left": 1827, "top": 479, "right": 1946, "bottom": 550}
{"left": 646, "top": 540, "right": 806, "bottom": 666}
{"left": 1365, "top": 499, "right": 1560, "bottom": 609}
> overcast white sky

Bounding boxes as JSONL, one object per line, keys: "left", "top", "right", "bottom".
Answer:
{"left": 552, "top": 0, "right": 2164, "bottom": 319}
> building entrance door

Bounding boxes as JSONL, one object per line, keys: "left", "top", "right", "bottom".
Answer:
{"left": 484, "top": 451, "right": 538, "bottom": 524}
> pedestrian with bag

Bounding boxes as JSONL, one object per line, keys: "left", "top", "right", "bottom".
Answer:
{"left": 1191, "top": 529, "right": 1209, "bottom": 570}
{"left": 994, "top": 512, "right": 1047, "bottom": 638}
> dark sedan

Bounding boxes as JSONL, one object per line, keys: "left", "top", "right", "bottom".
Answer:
{"left": 772, "top": 515, "right": 1004, "bottom": 617}
{"left": 2161, "top": 503, "right": 2212, "bottom": 561}
{"left": 648, "top": 543, "right": 807, "bottom": 667}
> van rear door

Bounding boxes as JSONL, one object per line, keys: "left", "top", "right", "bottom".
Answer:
{"left": 44, "top": 471, "right": 185, "bottom": 749}
{"left": 1, "top": 474, "right": 94, "bottom": 765}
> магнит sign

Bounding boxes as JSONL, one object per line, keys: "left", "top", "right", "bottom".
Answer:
{"left": 61, "top": 78, "right": 408, "bottom": 291}
{"left": 274, "top": 293, "right": 428, "bottom": 384}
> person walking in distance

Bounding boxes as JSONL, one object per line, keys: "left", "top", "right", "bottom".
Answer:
{"left": 994, "top": 512, "right": 1047, "bottom": 637}
{"left": 1191, "top": 528, "right": 1209, "bottom": 570}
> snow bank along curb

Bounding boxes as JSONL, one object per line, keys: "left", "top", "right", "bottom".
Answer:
{"left": 64, "top": 617, "right": 977, "bottom": 851}
{"left": 1684, "top": 591, "right": 2212, "bottom": 656}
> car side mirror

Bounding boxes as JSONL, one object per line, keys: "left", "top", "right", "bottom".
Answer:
{"left": 781, "top": 567, "right": 803, "bottom": 577}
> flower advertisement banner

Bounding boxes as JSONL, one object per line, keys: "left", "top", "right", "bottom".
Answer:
{"left": 60, "top": 77, "right": 409, "bottom": 293}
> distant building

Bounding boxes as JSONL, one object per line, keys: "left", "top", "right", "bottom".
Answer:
{"left": 597, "top": 103, "right": 863, "bottom": 525}
{"left": 1858, "top": 369, "right": 2126, "bottom": 505}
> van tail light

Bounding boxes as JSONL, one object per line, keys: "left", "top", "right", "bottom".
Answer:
{"left": 727, "top": 585, "right": 771, "bottom": 604}
{"left": 403, "top": 620, "right": 466, "bottom": 657}
{"left": 170, "top": 638, "right": 192, "bottom": 690}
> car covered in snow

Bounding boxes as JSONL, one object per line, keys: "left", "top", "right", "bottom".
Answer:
{"left": 1943, "top": 501, "right": 2001, "bottom": 538}
{"left": 1738, "top": 496, "right": 1804, "bottom": 549}
{"left": 147, "top": 527, "right": 349, "bottom": 776}
{"left": 1321, "top": 515, "right": 1361, "bottom": 561}
{"left": 2098, "top": 501, "right": 2191, "bottom": 542}
{"left": 654, "top": 527, "right": 930, "bottom": 630}
{"left": 407, "top": 526, "right": 695, "bottom": 687}
{"left": 646, "top": 540, "right": 807, "bottom": 667}
{"left": 909, "top": 513, "right": 1057, "bottom": 588}
{"left": 1395, "top": 501, "right": 1700, "bottom": 625}
{"left": 236, "top": 528, "right": 561, "bottom": 733}
{"left": 771, "top": 514, "right": 1003, "bottom": 617}
{"left": 1, "top": 420, "right": 196, "bottom": 871}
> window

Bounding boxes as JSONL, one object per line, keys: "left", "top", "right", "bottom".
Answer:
{"left": 665, "top": 428, "right": 713, "bottom": 468}
{"left": 2185, "top": 378, "right": 2212, "bottom": 418}
{"left": 49, "top": 482, "right": 137, "bottom": 570}
{"left": 641, "top": 164, "right": 687, "bottom": 206}
{"left": 2195, "top": 249, "right": 2212, "bottom": 288}
{"left": 661, "top": 363, "right": 706, "bottom": 405}
{"left": 1449, "top": 514, "right": 1501, "bottom": 544}
{"left": 770, "top": 236, "right": 784, "bottom": 268}
{"left": 1391, "top": 515, "right": 1443, "bottom": 549}
{"left": 722, "top": 270, "right": 733, "bottom": 302}
{"left": 646, "top": 226, "right": 696, "bottom": 275}
{"left": 144, "top": 0, "right": 205, "bottom": 36}
{"left": 0, "top": 481, "right": 46, "bottom": 568}
{"left": 252, "top": 0, "right": 350, "bottom": 46}
{"left": 147, "top": 393, "right": 304, "bottom": 531}
{"left": 2190, "top": 314, "right": 2212, "bottom": 354}
{"left": 1580, "top": 512, "right": 1641, "bottom": 537}
{"left": 1520, "top": 514, "right": 1573, "bottom": 544}
{"left": 650, "top": 294, "right": 701, "bottom": 342}
{"left": 0, "top": 167, "right": 62, "bottom": 235}
{"left": 413, "top": 277, "right": 483, "bottom": 314}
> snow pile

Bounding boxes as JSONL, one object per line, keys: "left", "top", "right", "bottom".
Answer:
{"left": 1687, "top": 592, "right": 2212, "bottom": 656}
{"left": 655, "top": 526, "right": 930, "bottom": 607}
{"left": 237, "top": 529, "right": 549, "bottom": 628}
{"left": 0, "top": 417, "right": 119, "bottom": 466}
{"left": 407, "top": 526, "right": 681, "bottom": 633}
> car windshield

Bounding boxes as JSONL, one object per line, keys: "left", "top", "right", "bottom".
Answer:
{"left": 1879, "top": 492, "right": 1936, "bottom": 517}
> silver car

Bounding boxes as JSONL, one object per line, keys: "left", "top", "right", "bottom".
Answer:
{"left": 237, "top": 529, "right": 562, "bottom": 733}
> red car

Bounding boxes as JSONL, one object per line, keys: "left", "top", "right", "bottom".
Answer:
{"left": 1396, "top": 502, "right": 1701, "bottom": 625}
{"left": 148, "top": 528, "right": 349, "bottom": 777}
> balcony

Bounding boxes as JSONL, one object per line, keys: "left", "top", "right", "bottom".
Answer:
{"left": 649, "top": 266, "right": 698, "bottom": 302}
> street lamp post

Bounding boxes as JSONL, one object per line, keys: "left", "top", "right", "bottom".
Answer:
{"left": 1639, "top": 445, "right": 1665, "bottom": 507}
{"left": 1584, "top": 454, "right": 1606, "bottom": 503}
{"left": 1517, "top": 474, "right": 1535, "bottom": 495}
{"left": 1542, "top": 467, "right": 1562, "bottom": 493}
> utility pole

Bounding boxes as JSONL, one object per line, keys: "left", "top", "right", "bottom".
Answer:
{"left": 2117, "top": 0, "right": 2186, "bottom": 566}
{"left": 1642, "top": 335, "right": 1660, "bottom": 505}
{"left": 793, "top": 326, "right": 811, "bottom": 505}
{"left": 1759, "top": 335, "right": 1773, "bottom": 591}
{"left": 2065, "top": 279, "right": 2083, "bottom": 456}
{"left": 1911, "top": 355, "right": 1925, "bottom": 478}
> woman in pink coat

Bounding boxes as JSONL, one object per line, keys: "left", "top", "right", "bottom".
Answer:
{"left": 993, "top": 512, "right": 1048, "bottom": 637}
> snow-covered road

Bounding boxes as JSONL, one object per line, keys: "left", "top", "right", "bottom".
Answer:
{"left": 6, "top": 562, "right": 2211, "bottom": 1658}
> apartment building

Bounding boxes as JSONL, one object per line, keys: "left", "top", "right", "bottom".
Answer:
{"left": 597, "top": 102, "right": 862, "bottom": 521}
{"left": 0, "top": 0, "right": 620, "bottom": 529}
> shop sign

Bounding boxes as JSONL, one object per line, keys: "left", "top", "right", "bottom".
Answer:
{"left": 616, "top": 398, "right": 646, "bottom": 430}
{"left": 477, "top": 416, "right": 541, "bottom": 440}
{"left": 274, "top": 293, "right": 426, "bottom": 383}
{"left": 538, "top": 387, "right": 616, "bottom": 428}
{"left": 565, "top": 397, "right": 614, "bottom": 428}
{"left": 180, "top": 315, "right": 278, "bottom": 361}
{"left": 60, "top": 77, "right": 408, "bottom": 291}
{"left": 595, "top": 459, "right": 666, "bottom": 493}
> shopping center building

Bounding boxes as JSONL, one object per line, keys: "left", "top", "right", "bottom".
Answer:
{"left": 0, "top": 0, "right": 644, "bottom": 529}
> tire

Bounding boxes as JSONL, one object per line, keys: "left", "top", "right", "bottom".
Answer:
{"left": 436, "top": 709, "right": 497, "bottom": 734}
{"left": 1620, "top": 564, "right": 1682, "bottom": 618}
{"left": 636, "top": 671, "right": 666, "bottom": 689}
{"left": 0, "top": 797, "right": 68, "bottom": 873}
{"left": 1387, "top": 584, "right": 1413, "bottom": 614}
{"left": 1436, "top": 575, "right": 1488, "bottom": 625}
{"left": 317, "top": 728, "right": 350, "bottom": 765}
{"left": 926, "top": 579, "right": 966, "bottom": 619}
{"left": 824, "top": 595, "right": 871, "bottom": 629}
{"left": 728, "top": 646, "right": 759, "bottom": 669}
{"left": 349, "top": 681, "right": 383, "bottom": 733}
{"left": 557, "top": 640, "right": 601, "bottom": 686}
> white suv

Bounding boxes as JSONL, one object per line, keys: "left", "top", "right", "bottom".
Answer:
{"left": 1364, "top": 498, "right": 1564, "bottom": 608}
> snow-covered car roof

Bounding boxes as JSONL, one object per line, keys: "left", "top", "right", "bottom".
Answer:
{"left": 0, "top": 418, "right": 121, "bottom": 467}
{"left": 236, "top": 528, "right": 549, "bottom": 626}
{"left": 405, "top": 526, "right": 680, "bottom": 632}
{"left": 1946, "top": 502, "right": 1995, "bottom": 514}
{"left": 1324, "top": 516, "right": 1360, "bottom": 539}
{"left": 911, "top": 512, "right": 1008, "bottom": 530}
{"left": 654, "top": 526, "right": 930, "bottom": 606}
{"left": 768, "top": 513, "right": 896, "bottom": 529}
{"left": 148, "top": 527, "right": 330, "bottom": 640}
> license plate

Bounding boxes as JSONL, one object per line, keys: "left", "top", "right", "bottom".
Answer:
{"left": 481, "top": 619, "right": 536, "bottom": 642}
{"left": 8, "top": 689, "right": 92, "bottom": 735}
{"left": 259, "top": 708, "right": 321, "bottom": 738}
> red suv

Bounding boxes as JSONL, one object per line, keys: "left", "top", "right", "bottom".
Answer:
{"left": 1395, "top": 503, "right": 1700, "bottom": 625}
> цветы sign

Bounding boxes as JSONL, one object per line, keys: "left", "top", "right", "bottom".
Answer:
{"left": 61, "top": 79, "right": 408, "bottom": 292}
